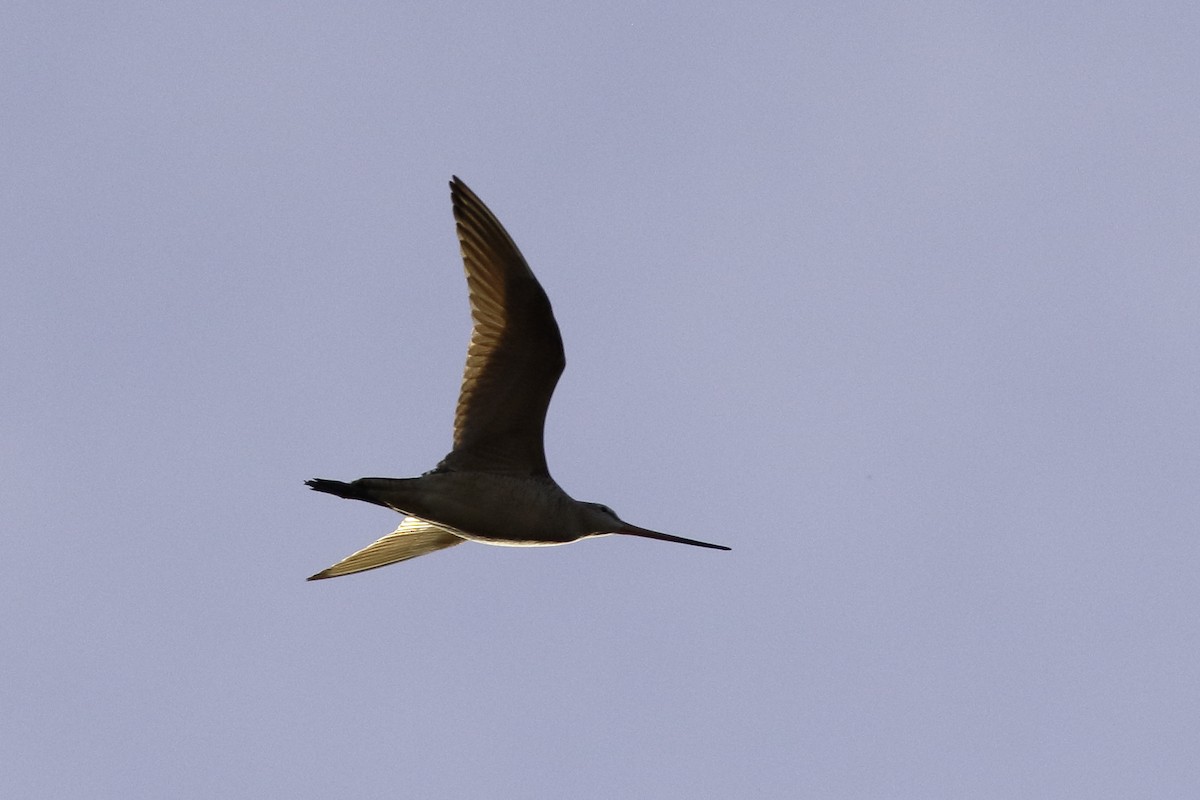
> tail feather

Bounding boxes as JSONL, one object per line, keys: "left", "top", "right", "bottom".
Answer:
{"left": 306, "top": 477, "right": 414, "bottom": 511}
{"left": 306, "top": 478, "right": 368, "bottom": 502}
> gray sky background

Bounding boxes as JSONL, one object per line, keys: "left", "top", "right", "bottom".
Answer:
{"left": 4, "top": 3, "right": 1198, "bottom": 797}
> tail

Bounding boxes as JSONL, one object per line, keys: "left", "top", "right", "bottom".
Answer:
{"left": 305, "top": 477, "right": 417, "bottom": 512}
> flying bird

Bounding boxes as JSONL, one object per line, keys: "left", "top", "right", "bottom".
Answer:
{"left": 306, "top": 177, "right": 730, "bottom": 580}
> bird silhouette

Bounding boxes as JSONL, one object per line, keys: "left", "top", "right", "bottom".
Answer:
{"left": 306, "top": 177, "right": 729, "bottom": 580}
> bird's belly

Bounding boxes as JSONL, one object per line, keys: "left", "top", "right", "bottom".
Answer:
{"left": 455, "top": 534, "right": 577, "bottom": 548}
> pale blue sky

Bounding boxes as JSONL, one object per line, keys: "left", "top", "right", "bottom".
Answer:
{"left": 4, "top": 2, "right": 1199, "bottom": 797}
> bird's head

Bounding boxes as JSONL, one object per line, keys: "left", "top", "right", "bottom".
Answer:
{"left": 578, "top": 501, "right": 731, "bottom": 551}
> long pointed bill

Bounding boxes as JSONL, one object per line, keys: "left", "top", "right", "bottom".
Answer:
{"left": 615, "top": 524, "right": 731, "bottom": 551}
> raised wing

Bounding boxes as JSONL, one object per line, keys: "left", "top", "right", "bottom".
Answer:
{"left": 438, "top": 177, "right": 566, "bottom": 476}
{"left": 307, "top": 516, "right": 464, "bottom": 580}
